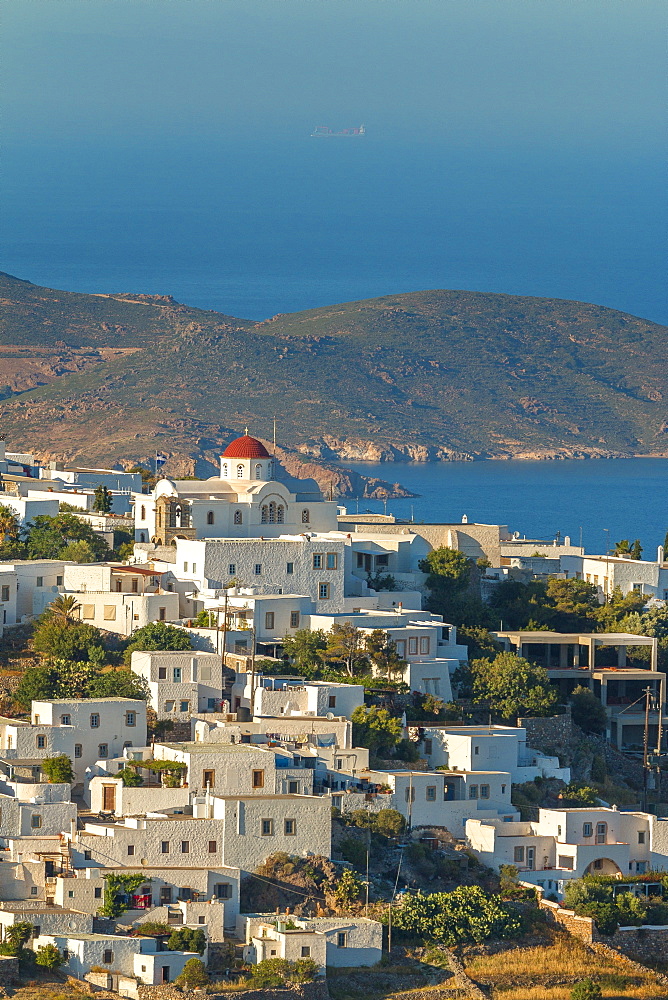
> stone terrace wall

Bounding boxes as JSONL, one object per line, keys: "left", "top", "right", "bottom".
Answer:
{"left": 539, "top": 899, "right": 595, "bottom": 943}
{"left": 517, "top": 708, "right": 573, "bottom": 754}
{"left": 138, "top": 981, "right": 330, "bottom": 1000}
{"left": 0, "top": 956, "right": 19, "bottom": 988}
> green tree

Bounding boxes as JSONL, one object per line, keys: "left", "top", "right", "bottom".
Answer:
{"left": 35, "top": 944, "right": 65, "bottom": 969}
{"left": 282, "top": 628, "right": 327, "bottom": 676}
{"left": 571, "top": 980, "right": 602, "bottom": 1000}
{"left": 391, "top": 886, "right": 522, "bottom": 946}
{"left": 168, "top": 927, "right": 206, "bottom": 955}
{"left": 569, "top": 686, "right": 607, "bottom": 734}
{"left": 33, "top": 618, "right": 105, "bottom": 663}
{"left": 325, "top": 622, "right": 368, "bottom": 676}
{"left": 631, "top": 538, "right": 643, "bottom": 560}
{"left": 1, "top": 922, "right": 33, "bottom": 954}
{"left": 351, "top": 705, "right": 402, "bottom": 756}
{"left": 43, "top": 594, "right": 82, "bottom": 625}
{"left": 26, "top": 513, "right": 110, "bottom": 561}
{"left": 175, "top": 958, "right": 209, "bottom": 989}
{"left": 374, "top": 808, "right": 406, "bottom": 838}
{"left": 117, "top": 767, "right": 143, "bottom": 787}
{"left": 123, "top": 622, "right": 192, "bottom": 662}
{"left": 335, "top": 868, "right": 364, "bottom": 905}
{"left": 364, "top": 630, "right": 406, "bottom": 681}
{"left": 663, "top": 530, "right": 668, "bottom": 561}
{"left": 0, "top": 504, "right": 21, "bottom": 543}
{"left": 560, "top": 783, "right": 600, "bottom": 806}
{"left": 14, "top": 666, "right": 59, "bottom": 708}
{"left": 470, "top": 651, "right": 558, "bottom": 721}
{"left": 88, "top": 669, "right": 148, "bottom": 700}
{"left": 93, "top": 485, "right": 113, "bottom": 513}
{"left": 544, "top": 578, "right": 601, "bottom": 631}
{"left": 60, "top": 539, "right": 97, "bottom": 563}
{"left": 419, "top": 547, "right": 471, "bottom": 611}
{"left": 614, "top": 539, "right": 631, "bottom": 556}
{"left": 41, "top": 755, "right": 74, "bottom": 783}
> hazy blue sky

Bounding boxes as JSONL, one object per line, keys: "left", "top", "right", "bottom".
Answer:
{"left": 4, "top": 0, "right": 665, "bottom": 146}
{"left": 2, "top": 1, "right": 666, "bottom": 322}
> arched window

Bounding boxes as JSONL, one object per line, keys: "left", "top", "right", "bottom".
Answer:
{"left": 255, "top": 464, "right": 262, "bottom": 479}
{"left": 302, "top": 508, "right": 310, "bottom": 523}
{"left": 140, "top": 506, "right": 146, "bottom": 520}
{"left": 268, "top": 461, "right": 273, "bottom": 478}
{"left": 207, "top": 511, "right": 215, "bottom": 525}
{"left": 269, "top": 502, "right": 277, "bottom": 523}
{"left": 277, "top": 505, "right": 285, "bottom": 524}
{"left": 157, "top": 508, "right": 162, "bottom": 527}
{"left": 222, "top": 463, "right": 228, "bottom": 477}
{"left": 261, "top": 505, "right": 268, "bottom": 524}
{"left": 234, "top": 510, "right": 242, "bottom": 524}
{"left": 139, "top": 532, "right": 146, "bottom": 543}
{"left": 236, "top": 464, "right": 244, "bottom": 478}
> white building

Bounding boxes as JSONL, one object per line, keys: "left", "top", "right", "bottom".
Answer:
{"left": 153, "top": 742, "right": 315, "bottom": 797}
{"left": 55, "top": 562, "right": 180, "bottom": 635}
{"left": 32, "top": 930, "right": 196, "bottom": 986}
{"left": 337, "top": 767, "right": 518, "bottom": 837}
{"left": 133, "top": 434, "right": 337, "bottom": 546}
{"left": 240, "top": 914, "right": 382, "bottom": 973}
{"left": 466, "top": 806, "right": 668, "bottom": 898}
{"left": 131, "top": 650, "right": 224, "bottom": 720}
{"left": 73, "top": 792, "right": 331, "bottom": 874}
{"left": 0, "top": 560, "right": 68, "bottom": 620}
{"left": 235, "top": 675, "right": 365, "bottom": 721}
{"left": 413, "top": 725, "right": 570, "bottom": 784}
{"left": 31, "top": 699, "right": 147, "bottom": 782}
{"left": 0, "top": 714, "right": 76, "bottom": 762}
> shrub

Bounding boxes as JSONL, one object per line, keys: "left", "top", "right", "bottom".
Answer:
{"left": 391, "top": 886, "right": 522, "bottom": 945}
{"left": 374, "top": 808, "right": 406, "bottom": 838}
{"left": 41, "top": 754, "right": 74, "bottom": 784}
{"left": 35, "top": 944, "right": 65, "bottom": 969}
{"left": 571, "top": 979, "right": 602, "bottom": 1000}
{"left": 117, "top": 767, "right": 143, "bottom": 787}
{"left": 339, "top": 837, "right": 367, "bottom": 868}
{"left": 175, "top": 958, "right": 209, "bottom": 988}
{"left": 168, "top": 927, "right": 206, "bottom": 955}
{"left": 250, "top": 957, "right": 318, "bottom": 986}
{"left": 335, "top": 868, "right": 364, "bottom": 905}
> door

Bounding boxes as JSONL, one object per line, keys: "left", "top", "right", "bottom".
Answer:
{"left": 102, "top": 785, "right": 116, "bottom": 812}
{"left": 161, "top": 966, "right": 171, "bottom": 983}
{"left": 526, "top": 847, "right": 535, "bottom": 870}
{"left": 160, "top": 887, "right": 172, "bottom": 905}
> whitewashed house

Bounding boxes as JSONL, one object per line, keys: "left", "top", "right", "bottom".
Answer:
{"left": 31, "top": 698, "right": 147, "bottom": 783}
{"left": 130, "top": 650, "right": 224, "bottom": 719}
{"left": 240, "top": 914, "right": 382, "bottom": 972}
{"left": 414, "top": 725, "right": 570, "bottom": 784}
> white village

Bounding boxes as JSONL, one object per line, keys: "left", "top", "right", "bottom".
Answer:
{"left": 0, "top": 434, "right": 667, "bottom": 994}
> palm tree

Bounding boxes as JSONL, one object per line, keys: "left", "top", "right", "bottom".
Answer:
{"left": 45, "top": 594, "right": 81, "bottom": 625}
{"left": 0, "top": 504, "right": 20, "bottom": 542}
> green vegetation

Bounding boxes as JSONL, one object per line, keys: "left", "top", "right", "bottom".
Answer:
{"left": 34, "top": 944, "right": 65, "bottom": 970}
{"left": 571, "top": 981, "right": 602, "bottom": 1000}
{"left": 2, "top": 274, "right": 668, "bottom": 470}
{"left": 250, "top": 957, "right": 318, "bottom": 987}
{"left": 459, "top": 651, "right": 558, "bottom": 721}
{"left": 100, "top": 873, "right": 146, "bottom": 917}
{"left": 564, "top": 875, "right": 668, "bottom": 935}
{"left": 15, "top": 662, "right": 147, "bottom": 709}
{"left": 117, "top": 767, "right": 143, "bottom": 787}
{"left": 92, "top": 485, "right": 113, "bottom": 513}
{"left": 390, "top": 886, "right": 522, "bottom": 946}
{"left": 570, "top": 686, "right": 608, "bottom": 734}
{"left": 41, "top": 755, "right": 74, "bottom": 784}
{"left": 122, "top": 621, "right": 193, "bottom": 662}
{"left": 351, "top": 705, "right": 403, "bottom": 756}
{"left": 167, "top": 927, "right": 206, "bottom": 955}
{"left": 175, "top": 958, "right": 209, "bottom": 989}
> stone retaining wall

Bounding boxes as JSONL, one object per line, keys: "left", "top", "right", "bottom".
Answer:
{"left": 517, "top": 709, "right": 573, "bottom": 754}
{"left": 137, "top": 980, "right": 330, "bottom": 1000}
{"left": 0, "top": 956, "right": 19, "bottom": 988}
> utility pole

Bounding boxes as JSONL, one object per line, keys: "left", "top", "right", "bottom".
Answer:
{"left": 642, "top": 685, "right": 652, "bottom": 813}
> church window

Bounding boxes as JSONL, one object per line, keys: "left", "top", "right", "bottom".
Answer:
{"left": 222, "top": 463, "right": 228, "bottom": 477}
{"left": 236, "top": 464, "right": 244, "bottom": 478}
{"left": 207, "top": 511, "right": 215, "bottom": 525}
{"left": 261, "top": 506, "right": 268, "bottom": 524}
{"left": 269, "top": 502, "right": 277, "bottom": 523}
{"left": 140, "top": 506, "right": 146, "bottom": 519}
{"left": 234, "top": 510, "right": 242, "bottom": 524}
{"left": 268, "top": 461, "right": 273, "bottom": 478}
{"left": 302, "top": 509, "right": 310, "bottom": 523}
{"left": 277, "top": 505, "right": 285, "bottom": 524}
{"left": 255, "top": 464, "right": 262, "bottom": 479}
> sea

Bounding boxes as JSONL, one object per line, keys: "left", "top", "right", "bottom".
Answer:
{"left": 341, "top": 458, "right": 668, "bottom": 558}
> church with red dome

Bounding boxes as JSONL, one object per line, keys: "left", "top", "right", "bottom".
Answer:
{"left": 133, "top": 432, "right": 337, "bottom": 546}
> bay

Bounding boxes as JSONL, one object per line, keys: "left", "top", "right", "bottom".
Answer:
{"left": 341, "top": 458, "right": 668, "bottom": 557}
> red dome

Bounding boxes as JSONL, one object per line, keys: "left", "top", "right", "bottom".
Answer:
{"left": 222, "top": 435, "right": 271, "bottom": 459}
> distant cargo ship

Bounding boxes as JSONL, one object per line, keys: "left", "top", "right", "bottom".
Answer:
{"left": 310, "top": 124, "right": 366, "bottom": 137}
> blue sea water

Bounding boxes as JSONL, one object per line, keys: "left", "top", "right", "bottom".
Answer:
{"left": 2, "top": 136, "right": 667, "bottom": 325}
{"left": 342, "top": 458, "right": 668, "bottom": 557}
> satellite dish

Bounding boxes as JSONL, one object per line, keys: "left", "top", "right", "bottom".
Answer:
{"left": 326, "top": 712, "right": 335, "bottom": 720}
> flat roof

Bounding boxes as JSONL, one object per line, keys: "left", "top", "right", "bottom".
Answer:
{"left": 497, "top": 631, "right": 655, "bottom": 644}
